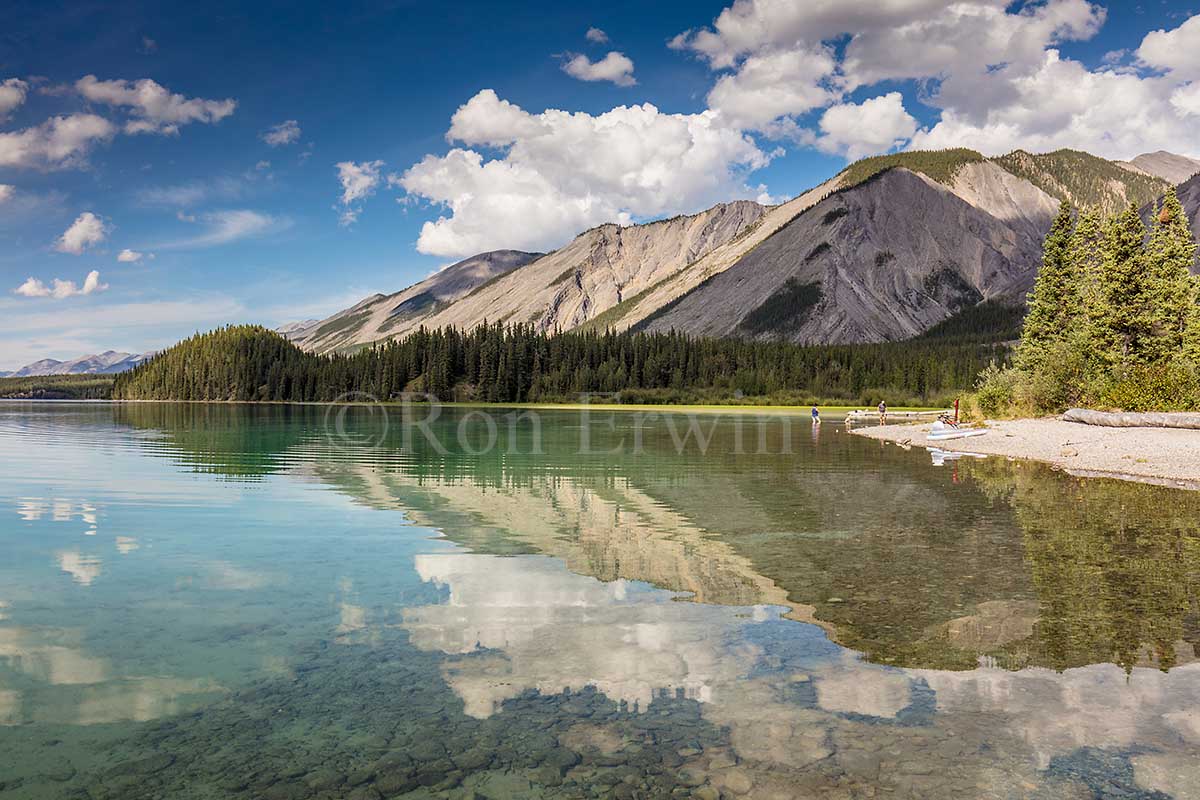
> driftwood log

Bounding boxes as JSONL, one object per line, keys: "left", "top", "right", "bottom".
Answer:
{"left": 1063, "top": 408, "right": 1200, "bottom": 430}
{"left": 845, "top": 409, "right": 948, "bottom": 421}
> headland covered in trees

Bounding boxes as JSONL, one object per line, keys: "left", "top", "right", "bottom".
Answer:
{"left": 99, "top": 323, "right": 1003, "bottom": 407}
{"left": 977, "top": 189, "right": 1200, "bottom": 415}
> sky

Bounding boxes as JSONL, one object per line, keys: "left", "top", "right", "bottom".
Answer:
{"left": 2, "top": 0, "right": 1200, "bottom": 369}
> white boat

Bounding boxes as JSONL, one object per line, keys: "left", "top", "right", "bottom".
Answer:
{"left": 927, "top": 421, "right": 988, "bottom": 441}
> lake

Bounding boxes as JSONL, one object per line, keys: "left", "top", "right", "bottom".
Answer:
{"left": 1, "top": 402, "right": 1199, "bottom": 799}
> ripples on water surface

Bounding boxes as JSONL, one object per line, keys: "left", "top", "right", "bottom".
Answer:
{"left": 1, "top": 402, "right": 1199, "bottom": 799}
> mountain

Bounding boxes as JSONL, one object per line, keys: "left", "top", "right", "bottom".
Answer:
{"left": 1118, "top": 151, "right": 1200, "bottom": 185}
{"left": 10, "top": 351, "right": 152, "bottom": 377}
{"left": 294, "top": 249, "right": 541, "bottom": 353}
{"left": 1174, "top": 171, "right": 1200, "bottom": 243}
{"left": 276, "top": 319, "right": 320, "bottom": 341}
{"left": 634, "top": 168, "right": 1047, "bottom": 343}
{"left": 11, "top": 359, "right": 65, "bottom": 377}
{"left": 298, "top": 147, "right": 1178, "bottom": 352}
{"left": 411, "top": 200, "right": 779, "bottom": 334}
{"left": 991, "top": 149, "right": 1171, "bottom": 217}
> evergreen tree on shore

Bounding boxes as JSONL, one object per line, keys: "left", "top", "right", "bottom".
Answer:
{"left": 1145, "top": 188, "right": 1198, "bottom": 363}
{"left": 1016, "top": 202, "right": 1076, "bottom": 372}
{"left": 1095, "top": 204, "right": 1151, "bottom": 367}
{"left": 1070, "top": 209, "right": 1105, "bottom": 361}
{"left": 978, "top": 194, "right": 1200, "bottom": 414}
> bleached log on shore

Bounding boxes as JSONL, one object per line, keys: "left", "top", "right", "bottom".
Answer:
{"left": 845, "top": 409, "right": 949, "bottom": 421}
{"left": 1063, "top": 408, "right": 1200, "bottom": 430}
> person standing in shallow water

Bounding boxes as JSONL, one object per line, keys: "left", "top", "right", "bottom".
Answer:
{"left": 811, "top": 405, "right": 820, "bottom": 424}
{"left": 878, "top": 400, "right": 887, "bottom": 425}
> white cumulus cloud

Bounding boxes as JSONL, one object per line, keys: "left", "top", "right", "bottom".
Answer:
{"left": 0, "top": 78, "right": 28, "bottom": 119}
{"left": 671, "top": 0, "right": 959, "bottom": 70}
{"left": 117, "top": 249, "right": 149, "bottom": 262}
{"left": 675, "top": 0, "right": 1200, "bottom": 160}
{"left": 55, "top": 212, "right": 110, "bottom": 255}
{"left": 909, "top": 49, "right": 1195, "bottom": 157}
{"left": 562, "top": 52, "right": 637, "bottom": 86}
{"left": 14, "top": 270, "right": 108, "bottom": 299}
{"left": 1137, "top": 14, "right": 1200, "bottom": 80}
{"left": 585, "top": 27, "right": 609, "bottom": 44}
{"left": 706, "top": 46, "right": 836, "bottom": 132}
{"left": 0, "top": 184, "right": 13, "bottom": 203}
{"left": 814, "top": 92, "right": 918, "bottom": 160}
{"left": 394, "top": 89, "right": 769, "bottom": 258}
{"left": 75, "top": 75, "right": 235, "bottom": 135}
{"left": 261, "top": 119, "right": 301, "bottom": 146}
{"left": 0, "top": 113, "right": 116, "bottom": 169}
{"left": 335, "top": 160, "right": 384, "bottom": 226}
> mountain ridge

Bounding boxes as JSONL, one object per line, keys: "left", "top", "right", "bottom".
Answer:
{"left": 294, "top": 249, "right": 541, "bottom": 353}
{"left": 295, "top": 147, "right": 1194, "bottom": 353}
{"left": 6, "top": 350, "right": 153, "bottom": 378}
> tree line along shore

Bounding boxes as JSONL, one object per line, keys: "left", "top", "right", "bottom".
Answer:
{"left": 2, "top": 322, "right": 1007, "bottom": 407}
{"left": 5, "top": 190, "right": 1196, "bottom": 415}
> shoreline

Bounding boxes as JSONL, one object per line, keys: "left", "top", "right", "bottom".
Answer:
{"left": 1, "top": 398, "right": 939, "bottom": 415}
{"left": 851, "top": 417, "right": 1200, "bottom": 491}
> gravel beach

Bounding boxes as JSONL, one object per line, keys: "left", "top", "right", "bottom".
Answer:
{"left": 850, "top": 417, "right": 1200, "bottom": 490}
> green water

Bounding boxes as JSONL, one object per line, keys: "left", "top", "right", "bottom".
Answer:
{"left": 1, "top": 402, "right": 1199, "bottom": 799}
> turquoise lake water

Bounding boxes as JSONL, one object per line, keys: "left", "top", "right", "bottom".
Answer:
{"left": 1, "top": 401, "right": 1199, "bottom": 799}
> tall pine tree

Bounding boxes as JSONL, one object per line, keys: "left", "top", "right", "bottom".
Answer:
{"left": 1016, "top": 201, "right": 1075, "bottom": 371}
{"left": 1094, "top": 203, "right": 1151, "bottom": 368}
{"left": 1144, "top": 188, "right": 1198, "bottom": 363}
{"left": 1069, "top": 209, "right": 1106, "bottom": 361}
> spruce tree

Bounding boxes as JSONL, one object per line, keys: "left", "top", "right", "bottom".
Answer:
{"left": 1144, "top": 188, "right": 1198, "bottom": 363}
{"left": 1187, "top": 274, "right": 1200, "bottom": 362}
{"left": 1016, "top": 201, "right": 1075, "bottom": 371}
{"left": 1069, "top": 209, "right": 1106, "bottom": 361}
{"left": 1094, "top": 203, "right": 1150, "bottom": 368}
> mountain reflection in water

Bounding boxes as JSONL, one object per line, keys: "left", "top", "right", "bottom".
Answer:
{"left": 0, "top": 401, "right": 1197, "bottom": 799}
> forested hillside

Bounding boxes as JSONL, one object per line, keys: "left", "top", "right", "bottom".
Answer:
{"left": 113, "top": 324, "right": 1003, "bottom": 406}
{"left": 0, "top": 374, "right": 115, "bottom": 399}
{"left": 837, "top": 148, "right": 986, "bottom": 188}
{"left": 992, "top": 150, "right": 1171, "bottom": 217}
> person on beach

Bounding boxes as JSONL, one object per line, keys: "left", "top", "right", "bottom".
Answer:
{"left": 811, "top": 405, "right": 820, "bottom": 424}
{"left": 878, "top": 400, "right": 887, "bottom": 425}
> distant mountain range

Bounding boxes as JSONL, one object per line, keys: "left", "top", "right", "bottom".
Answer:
{"left": 292, "top": 147, "right": 1200, "bottom": 353}
{"left": 0, "top": 350, "right": 153, "bottom": 378}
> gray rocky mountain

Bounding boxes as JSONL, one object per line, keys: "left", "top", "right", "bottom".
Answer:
{"left": 1174, "top": 171, "right": 1200, "bottom": 244}
{"left": 297, "top": 147, "right": 1187, "bottom": 352}
{"left": 276, "top": 319, "right": 320, "bottom": 341}
{"left": 636, "top": 168, "right": 1048, "bottom": 343}
{"left": 294, "top": 249, "right": 541, "bottom": 353}
{"left": 1119, "top": 151, "right": 1200, "bottom": 184}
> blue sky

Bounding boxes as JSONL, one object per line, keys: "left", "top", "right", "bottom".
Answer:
{"left": 2, "top": 0, "right": 1199, "bottom": 368}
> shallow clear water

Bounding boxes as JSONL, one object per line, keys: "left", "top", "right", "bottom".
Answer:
{"left": 1, "top": 401, "right": 1198, "bottom": 799}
